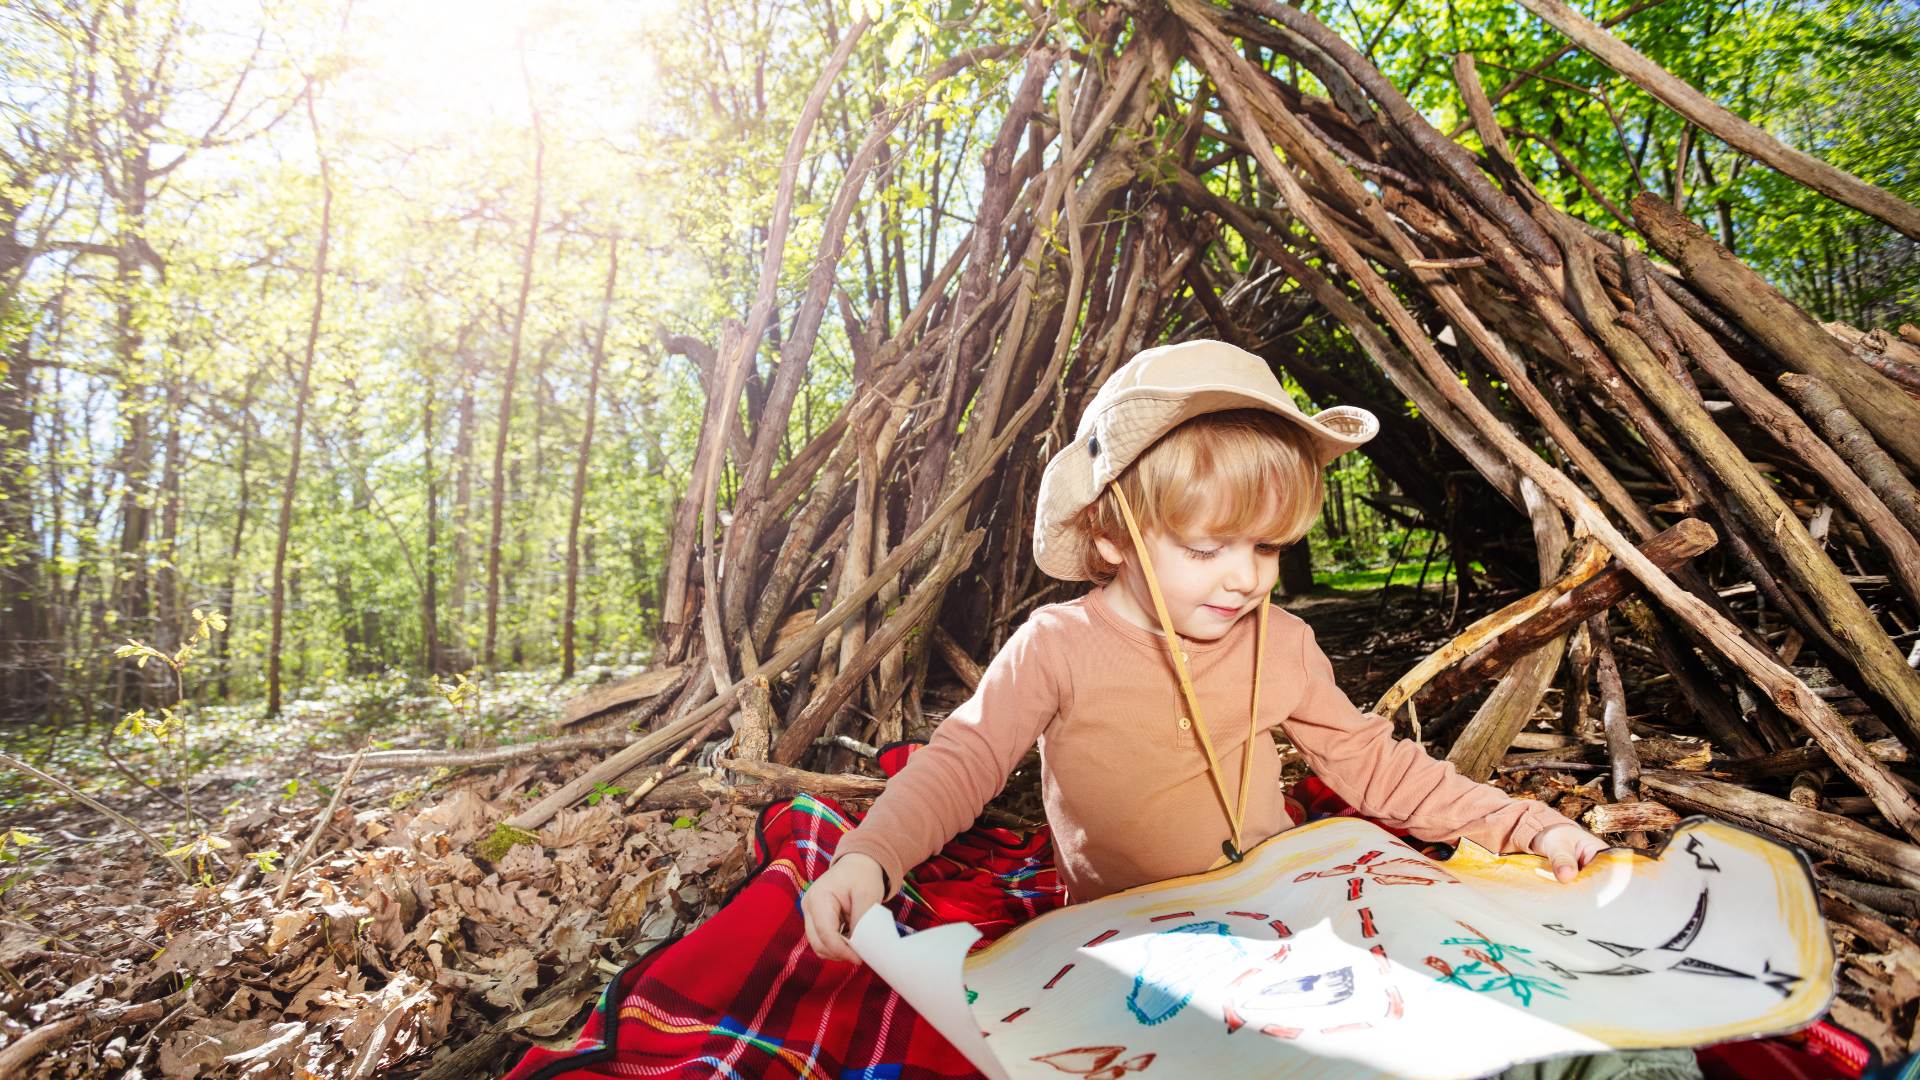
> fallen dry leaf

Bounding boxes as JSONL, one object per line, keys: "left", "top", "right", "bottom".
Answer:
{"left": 539, "top": 803, "right": 620, "bottom": 850}
{"left": 152, "top": 927, "right": 240, "bottom": 976}
{"left": 473, "top": 946, "right": 539, "bottom": 1009}
{"left": 268, "top": 909, "right": 315, "bottom": 953}
{"left": 501, "top": 986, "right": 598, "bottom": 1037}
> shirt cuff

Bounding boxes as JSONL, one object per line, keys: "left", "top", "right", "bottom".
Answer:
{"left": 832, "top": 831, "right": 905, "bottom": 901}
{"left": 1504, "top": 800, "right": 1578, "bottom": 855}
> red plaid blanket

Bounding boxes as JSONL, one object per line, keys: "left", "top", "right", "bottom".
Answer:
{"left": 503, "top": 742, "right": 1061, "bottom": 1080}
{"left": 502, "top": 750, "right": 1875, "bottom": 1080}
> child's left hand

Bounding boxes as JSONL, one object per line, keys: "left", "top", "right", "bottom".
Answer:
{"left": 1530, "top": 822, "right": 1609, "bottom": 883}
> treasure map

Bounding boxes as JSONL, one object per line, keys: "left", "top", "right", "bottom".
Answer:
{"left": 851, "top": 815, "right": 1833, "bottom": 1080}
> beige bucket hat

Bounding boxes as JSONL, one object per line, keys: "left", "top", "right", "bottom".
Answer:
{"left": 1032, "top": 338, "right": 1379, "bottom": 582}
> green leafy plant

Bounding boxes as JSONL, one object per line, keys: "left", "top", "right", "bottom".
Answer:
{"left": 113, "top": 608, "right": 226, "bottom": 833}
{"left": 431, "top": 671, "right": 482, "bottom": 748}
{"left": 164, "top": 831, "right": 232, "bottom": 882}
{"left": 584, "top": 781, "right": 626, "bottom": 806}
{"left": 0, "top": 828, "right": 41, "bottom": 862}
{"left": 0, "top": 828, "right": 43, "bottom": 901}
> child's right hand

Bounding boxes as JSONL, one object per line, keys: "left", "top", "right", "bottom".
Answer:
{"left": 802, "top": 852, "right": 888, "bottom": 964}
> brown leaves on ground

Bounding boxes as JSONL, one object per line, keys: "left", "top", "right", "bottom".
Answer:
{"left": 0, "top": 752, "right": 754, "bottom": 1077}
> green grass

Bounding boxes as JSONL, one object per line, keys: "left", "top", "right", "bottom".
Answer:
{"left": 1315, "top": 560, "right": 1486, "bottom": 592}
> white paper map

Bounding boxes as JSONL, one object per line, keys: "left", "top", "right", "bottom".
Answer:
{"left": 851, "top": 815, "right": 1834, "bottom": 1080}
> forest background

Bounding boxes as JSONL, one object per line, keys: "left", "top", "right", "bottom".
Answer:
{"left": 1, "top": 0, "right": 1919, "bottom": 1073}
{"left": 0, "top": 0, "right": 1916, "bottom": 831}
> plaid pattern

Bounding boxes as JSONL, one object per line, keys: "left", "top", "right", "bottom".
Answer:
{"left": 503, "top": 742, "right": 1063, "bottom": 1080}
{"left": 503, "top": 759, "right": 1871, "bottom": 1080}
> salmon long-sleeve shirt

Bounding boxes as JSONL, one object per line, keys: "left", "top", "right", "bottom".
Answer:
{"left": 834, "top": 586, "right": 1574, "bottom": 902}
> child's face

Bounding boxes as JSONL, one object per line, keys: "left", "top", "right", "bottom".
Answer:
{"left": 1091, "top": 517, "right": 1284, "bottom": 641}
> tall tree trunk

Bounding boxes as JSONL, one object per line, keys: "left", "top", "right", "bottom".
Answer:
{"left": 484, "top": 66, "right": 545, "bottom": 668}
{"left": 0, "top": 330, "right": 46, "bottom": 722}
{"left": 448, "top": 360, "right": 476, "bottom": 669}
{"left": 563, "top": 237, "right": 616, "bottom": 681}
{"left": 423, "top": 374, "right": 440, "bottom": 674}
{"left": 111, "top": 145, "right": 154, "bottom": 709}
{"left": 216, "top": 375, "right": 258, "bottom": 700}
{"left": 269, "top": 92, "right": 332, "bottom": 716}
{"left": 155, "top": 368, "right": 183, "bottom": 650}
{"left": 510, "top": 338, "right": 554, "bottom": 667}
{"left": 343, "top": 430, "right": 380, "bottom": 673}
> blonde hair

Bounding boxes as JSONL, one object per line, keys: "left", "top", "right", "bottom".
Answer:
{"left": 1079, "top": 409, "right": 1324, "bottom": 585}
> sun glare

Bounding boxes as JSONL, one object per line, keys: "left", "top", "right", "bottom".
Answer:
{"left": 343, "top": 0, "right": 673, "bottom": 140}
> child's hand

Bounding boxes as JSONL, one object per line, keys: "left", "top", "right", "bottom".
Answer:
{"left": 802, "top": 852, "right": 888, "bottom": 964}
{"left": 1531, "top": 822, "right": 1608, "bottom": 883}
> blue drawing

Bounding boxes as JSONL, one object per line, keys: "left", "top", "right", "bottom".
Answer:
{"left": 1243, "top": 967, "right": 1356, "bottom": 1009}
{"left": 1126, "top": 921, "right": 1247, "bottom": 1026}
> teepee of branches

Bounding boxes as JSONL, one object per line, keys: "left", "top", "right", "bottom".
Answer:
{"left": 367, "top": 0, "right": 1920, "bottom": 886}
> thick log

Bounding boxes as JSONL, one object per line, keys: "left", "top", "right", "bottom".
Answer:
{"left": 720, "top": 756, "right": 888, "bottom": 801}
{"left": 1392, "top": 519, "right": 1716, "bottom": 715}
{"left": 1632, "top": 194, "right": 1920, "bottom": 475}
{"left": 930, "top": 625, "right": 983, "bottom": 691}
{"left": 1502, "top": 736, "right": 1714, "bottom": 772}
{"left": 0, "top": 993, "right": 182, "bottom": 1076}
{"left": 1717, "top": 736, "right": 1908, "bottom": 782}
{"left": 1823, "top": 322, "right": 1920, "bottom": 397}
{"left": 1775, "top": 371, "right": 1920, "bottom": 550}
{"left": 1651, "top": 294, "right": 1920, "bottom": 613}
{"left": 1582, "top": 800, "right": 1682, "bottom": 835}
{"left": 1640, "top": 771, "right": 1920, "bottom": 890}
{"left": 1446, "top": 478, "right": 1571, "bottom": 782}
{"left": 1590, "top": 615, "right": 1640, "bottom": 802}
{"left": 1516, "top": 0, "right": 1920, "bottom": 241}
{"left": 1826, "top": 878, "right": 1920, "bottom": 921}
{"left": 342, "top": 730, "right": 637, "bottom": 770}
{"left": 559, "top": 665, "right": 687, "bottom": 728}
{"left": 1559, "top": 218, "right": 1920, "bottom": 763}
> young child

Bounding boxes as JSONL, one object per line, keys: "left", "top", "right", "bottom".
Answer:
{"left": 803, "top": 338, "right": 1607, "bottom": 964}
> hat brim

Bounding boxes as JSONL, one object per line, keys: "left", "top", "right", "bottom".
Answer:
{"left": 1031, "top": 387, "right": 1378, "bottom": 582}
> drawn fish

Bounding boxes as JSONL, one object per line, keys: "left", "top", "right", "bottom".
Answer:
{"left": 1223, "top": 964, "right": 1358, "bottom": 1033}
{"left": 1242, "top": 966, "right": 1357, "bottom": 1009}
{"left": 1126, "top": 921, "right": 1248, "bottom": 1026}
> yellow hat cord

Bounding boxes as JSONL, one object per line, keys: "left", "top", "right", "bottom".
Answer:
{"left": 1112, "top": 486, "right": 1269, "bottom": 864}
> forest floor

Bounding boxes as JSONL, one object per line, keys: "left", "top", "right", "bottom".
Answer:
{"left": 0, "top": 584, "right": 1914, "bottom": 1076}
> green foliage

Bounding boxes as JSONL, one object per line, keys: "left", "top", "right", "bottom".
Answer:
{"left": 1329, "top": 0, "right": 1920, "bottom": 324}
{"left": 112, "top": 608, "right": 225, "bottom": 835}
{"left": 584, "top": 781, "right": 627, "bottom": 807}
{"left": 0, "top": 828, "right": 45, "bottom": 902}
{"left": 0, "top": 0, "right": 1912, "bottom": 749}
{"left": 0, "top": 828, "right": 41, "bottom": 863}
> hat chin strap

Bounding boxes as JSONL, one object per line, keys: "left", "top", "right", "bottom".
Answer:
{"left": 1111, "top": 486, "right": 1269, "bottom": 866}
